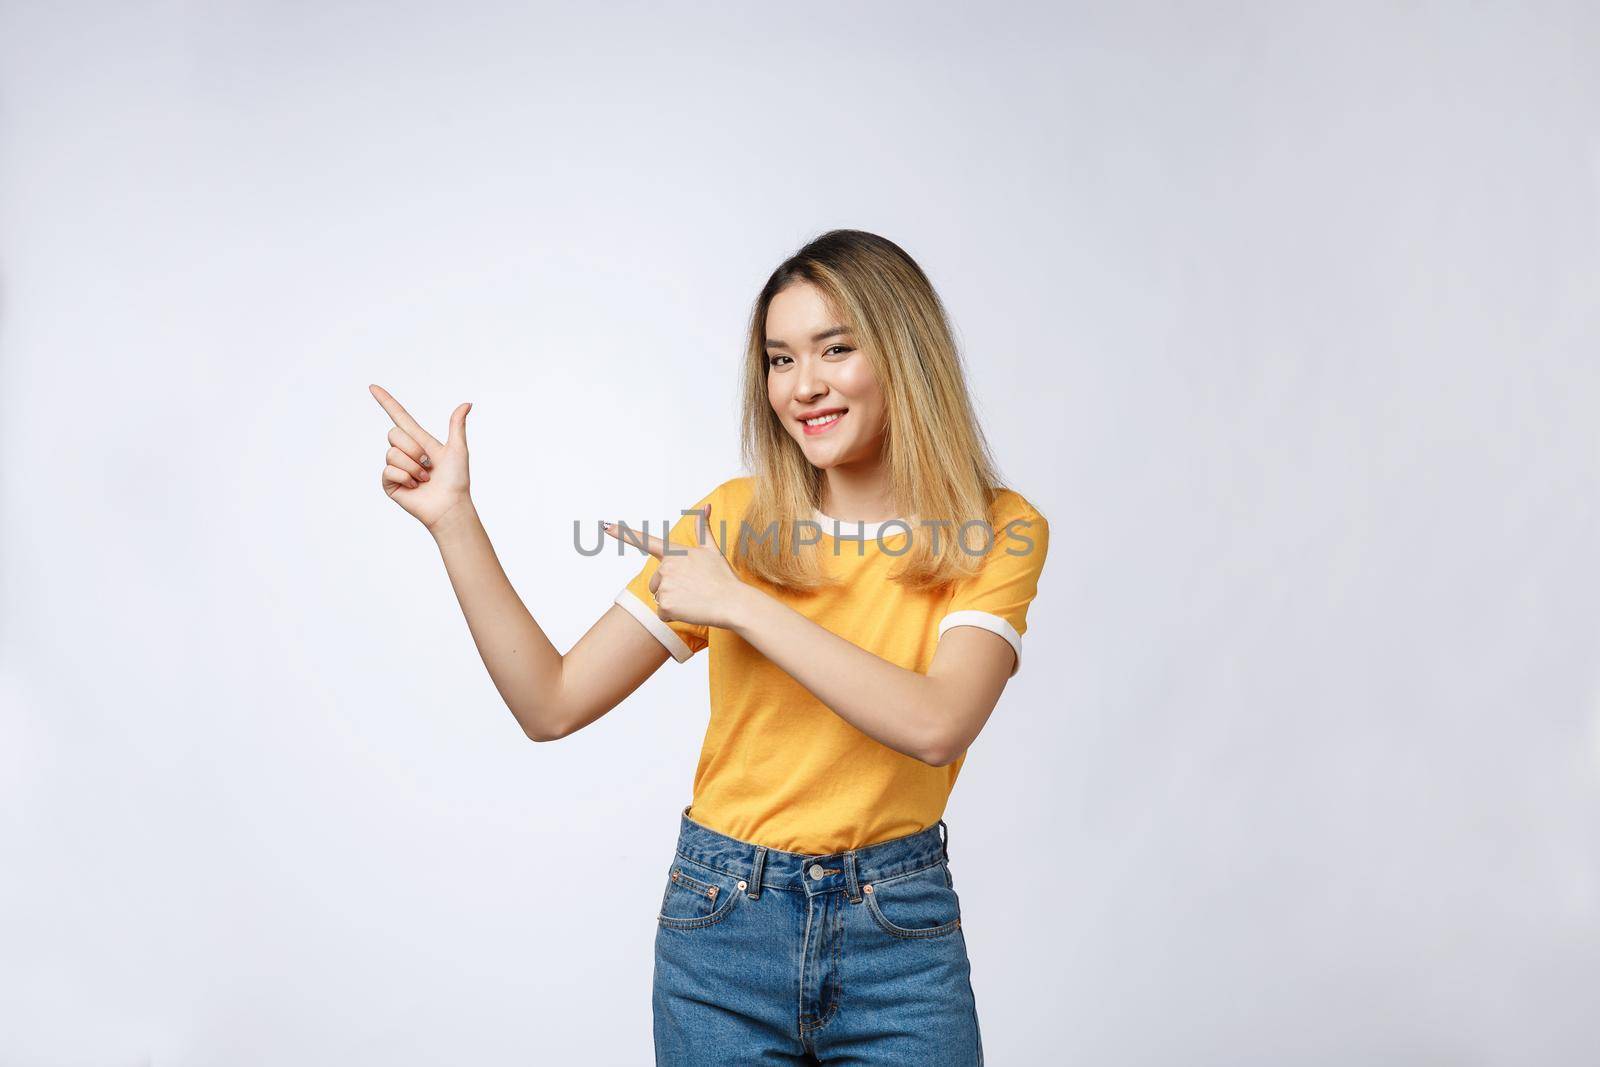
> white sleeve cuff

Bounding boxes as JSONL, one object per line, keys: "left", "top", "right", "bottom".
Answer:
{"left": 615, "top": 588, "right": 694, "bottom": 663}
{"left": 938, "top": 610, "right": 1022, "bottom": 677}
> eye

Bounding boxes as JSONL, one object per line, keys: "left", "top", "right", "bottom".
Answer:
{"left": 766, "top": 345, "right": 850, "bottom": 369}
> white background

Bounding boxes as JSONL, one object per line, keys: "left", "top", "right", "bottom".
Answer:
{"left": 2, "top": 2, "right": 1597, "bottom": 1063}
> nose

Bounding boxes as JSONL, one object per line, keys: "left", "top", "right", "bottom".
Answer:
{"left": 793, "top": 357, "right": 826, "bottom": 404}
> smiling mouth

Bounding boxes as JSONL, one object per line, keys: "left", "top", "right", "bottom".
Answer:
{"left": 800, "top": 410, "right": 847, "bottom": 436}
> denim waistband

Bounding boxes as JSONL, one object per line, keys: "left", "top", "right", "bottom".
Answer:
{"left": 671, "top": 804, "right": 951, "bottom": 902}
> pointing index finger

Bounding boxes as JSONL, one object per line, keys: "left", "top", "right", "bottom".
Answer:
{"left": 368, "top": 384, "right": 442, "bottom": 449}
{"left": 604, "top": 521, "right": 666, "bottom": 560}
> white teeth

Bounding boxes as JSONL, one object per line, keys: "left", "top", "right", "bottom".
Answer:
{"left": 804, "top": 412, "right": 843, "bottom": 426}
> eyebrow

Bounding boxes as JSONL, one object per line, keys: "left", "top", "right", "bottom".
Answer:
{"left": 763, "top": 325, "right": 854, "bottom": 350}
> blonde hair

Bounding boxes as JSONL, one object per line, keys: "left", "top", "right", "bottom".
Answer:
{"left": 735, "top": 229, "right": 1007, "bottom": 592}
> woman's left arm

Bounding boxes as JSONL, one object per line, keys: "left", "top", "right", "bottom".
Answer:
{"left": 603, "top": 504, "right": 1020, "bottom": 766}
{"left": 725, "top": 586, "right": 1017, "bottom": 766}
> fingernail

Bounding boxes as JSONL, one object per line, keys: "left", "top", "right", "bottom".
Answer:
{"left": 600, "top": 520, "right": 612, "bottom": 529}
{"left": 419, "top": 470, "right": 430, "bottom": 480}
{"left": 420, "top": 455, "right": 432, "bottom": 468}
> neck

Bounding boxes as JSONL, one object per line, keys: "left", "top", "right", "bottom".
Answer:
{"left": 819, "top": 462, "right": 897, "bottom": 522}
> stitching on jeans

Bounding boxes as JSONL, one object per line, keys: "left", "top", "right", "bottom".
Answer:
{"left": 797, "top": 889, "right": 813, "bottom": 1036}
{"left": 675, "top": 850, "right": 945, "bottom": 889}
{"left": 862, "top": 865, "right": 962, "bottom": 940}
{"left": 829, "top": 892, "right": 844, "bottom": 1026}
{"left": 674, "top": 850, "right": 754, "bottom": 885}
{"left": 799, "top": 895, "right": 844, "bottom": 1033}
{"left": 658, "top": 887, "right": 741, "bottom": 929}
{"left": 670, "top": 853, "right": 739, "bottom": 887}
{"left": 856, "top": 859, "right": 947, "bottom": 891}
{"left": 666, "top": 866, "right": 717, "bottom": 899}
{"left": 659, "top": 859, "right": 741, "bottom": 928}
{"left": 863, "top": 889, "right": 962, "bottom": 939}
{"left": 821, "top": 897, "right": 844, "bottom": 1030}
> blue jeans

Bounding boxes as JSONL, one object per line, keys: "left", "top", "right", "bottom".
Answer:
{"left": 652, "top": 805, "right": 984, "bottom": 1065}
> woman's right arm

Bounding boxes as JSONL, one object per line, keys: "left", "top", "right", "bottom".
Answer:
{"left": 370, "top": 385, "right": 671, "bottom": 741}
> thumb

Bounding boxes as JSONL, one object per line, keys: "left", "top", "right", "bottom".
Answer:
{"left": 695, "top": 503, "right": 713, "bottom": 547}
{"left": 447, "top": 402, "right": 472, "bottom": 447}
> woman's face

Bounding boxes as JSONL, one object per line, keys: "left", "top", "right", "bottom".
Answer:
{"left": 764, "top": 281, "right": 887, "bottom": 471}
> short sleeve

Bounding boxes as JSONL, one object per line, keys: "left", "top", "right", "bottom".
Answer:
{"left": 612, "top": 483, "right": 721, "bottom": 662}
{"left": 936, "top": 499, "right": 1049, "bottom": 678}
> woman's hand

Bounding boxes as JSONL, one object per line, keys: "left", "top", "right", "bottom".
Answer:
{"left": 602, "top": 504, "right": 750, "bottom": 630}
{"left": 369, "top": 383, "right": 473, "bottom": 533}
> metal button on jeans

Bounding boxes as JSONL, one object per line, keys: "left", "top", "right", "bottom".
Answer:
{"left": 809, "top": 863, "right": 825, "bottom": 880}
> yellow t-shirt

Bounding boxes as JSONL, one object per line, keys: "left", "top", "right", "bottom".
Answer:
{"left": 612, "top": 475, "right": 1049, "bottom": 854}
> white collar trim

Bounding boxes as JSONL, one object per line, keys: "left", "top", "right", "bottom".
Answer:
{"left": 813, "top": 509, "right": 909, "bottom": 540}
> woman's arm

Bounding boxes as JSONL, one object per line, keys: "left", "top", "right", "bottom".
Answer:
{"left": 601, "top": 508, "right": 1016, "bottom": 767}
{"left": 726, "top": 586, "right": 1015, "bottom": 766}
{"left": 426, "top": 501, "right": 559, "bottom": 736}
{"left": 371, "top": 385, "right": 669, "bottom": 741}
{"left": 430, "top": 502, "right": 674, "bottom": 739}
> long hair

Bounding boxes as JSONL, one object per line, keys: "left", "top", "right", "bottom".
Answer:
{"left": 735, "top": 229, "right": 1006, "bottom": 592}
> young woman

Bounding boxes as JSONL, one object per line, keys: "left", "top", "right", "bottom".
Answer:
{"left": 370, "top": 229, "right": 1048, "bottom": 1066}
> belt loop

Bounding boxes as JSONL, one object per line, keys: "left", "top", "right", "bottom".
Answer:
{"left": 747, "top": 845, "right": 767, "bottom": 899}
{"left": 844, "top": 849, "right": 862, "bottom": 903}
{"left": 938, "top": 819, "right": 950, "bottom": 863}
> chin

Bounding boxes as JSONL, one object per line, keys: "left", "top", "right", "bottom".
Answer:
{"left": 806, "top": 450, "right": 858, "bottom": 471}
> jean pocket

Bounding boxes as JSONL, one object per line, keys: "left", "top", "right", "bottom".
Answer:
{"left": 862, "top": 859, "right": 963, "bottom": 939}
{"left": 658, "top": 857, "right": 745, "bottom": 930}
